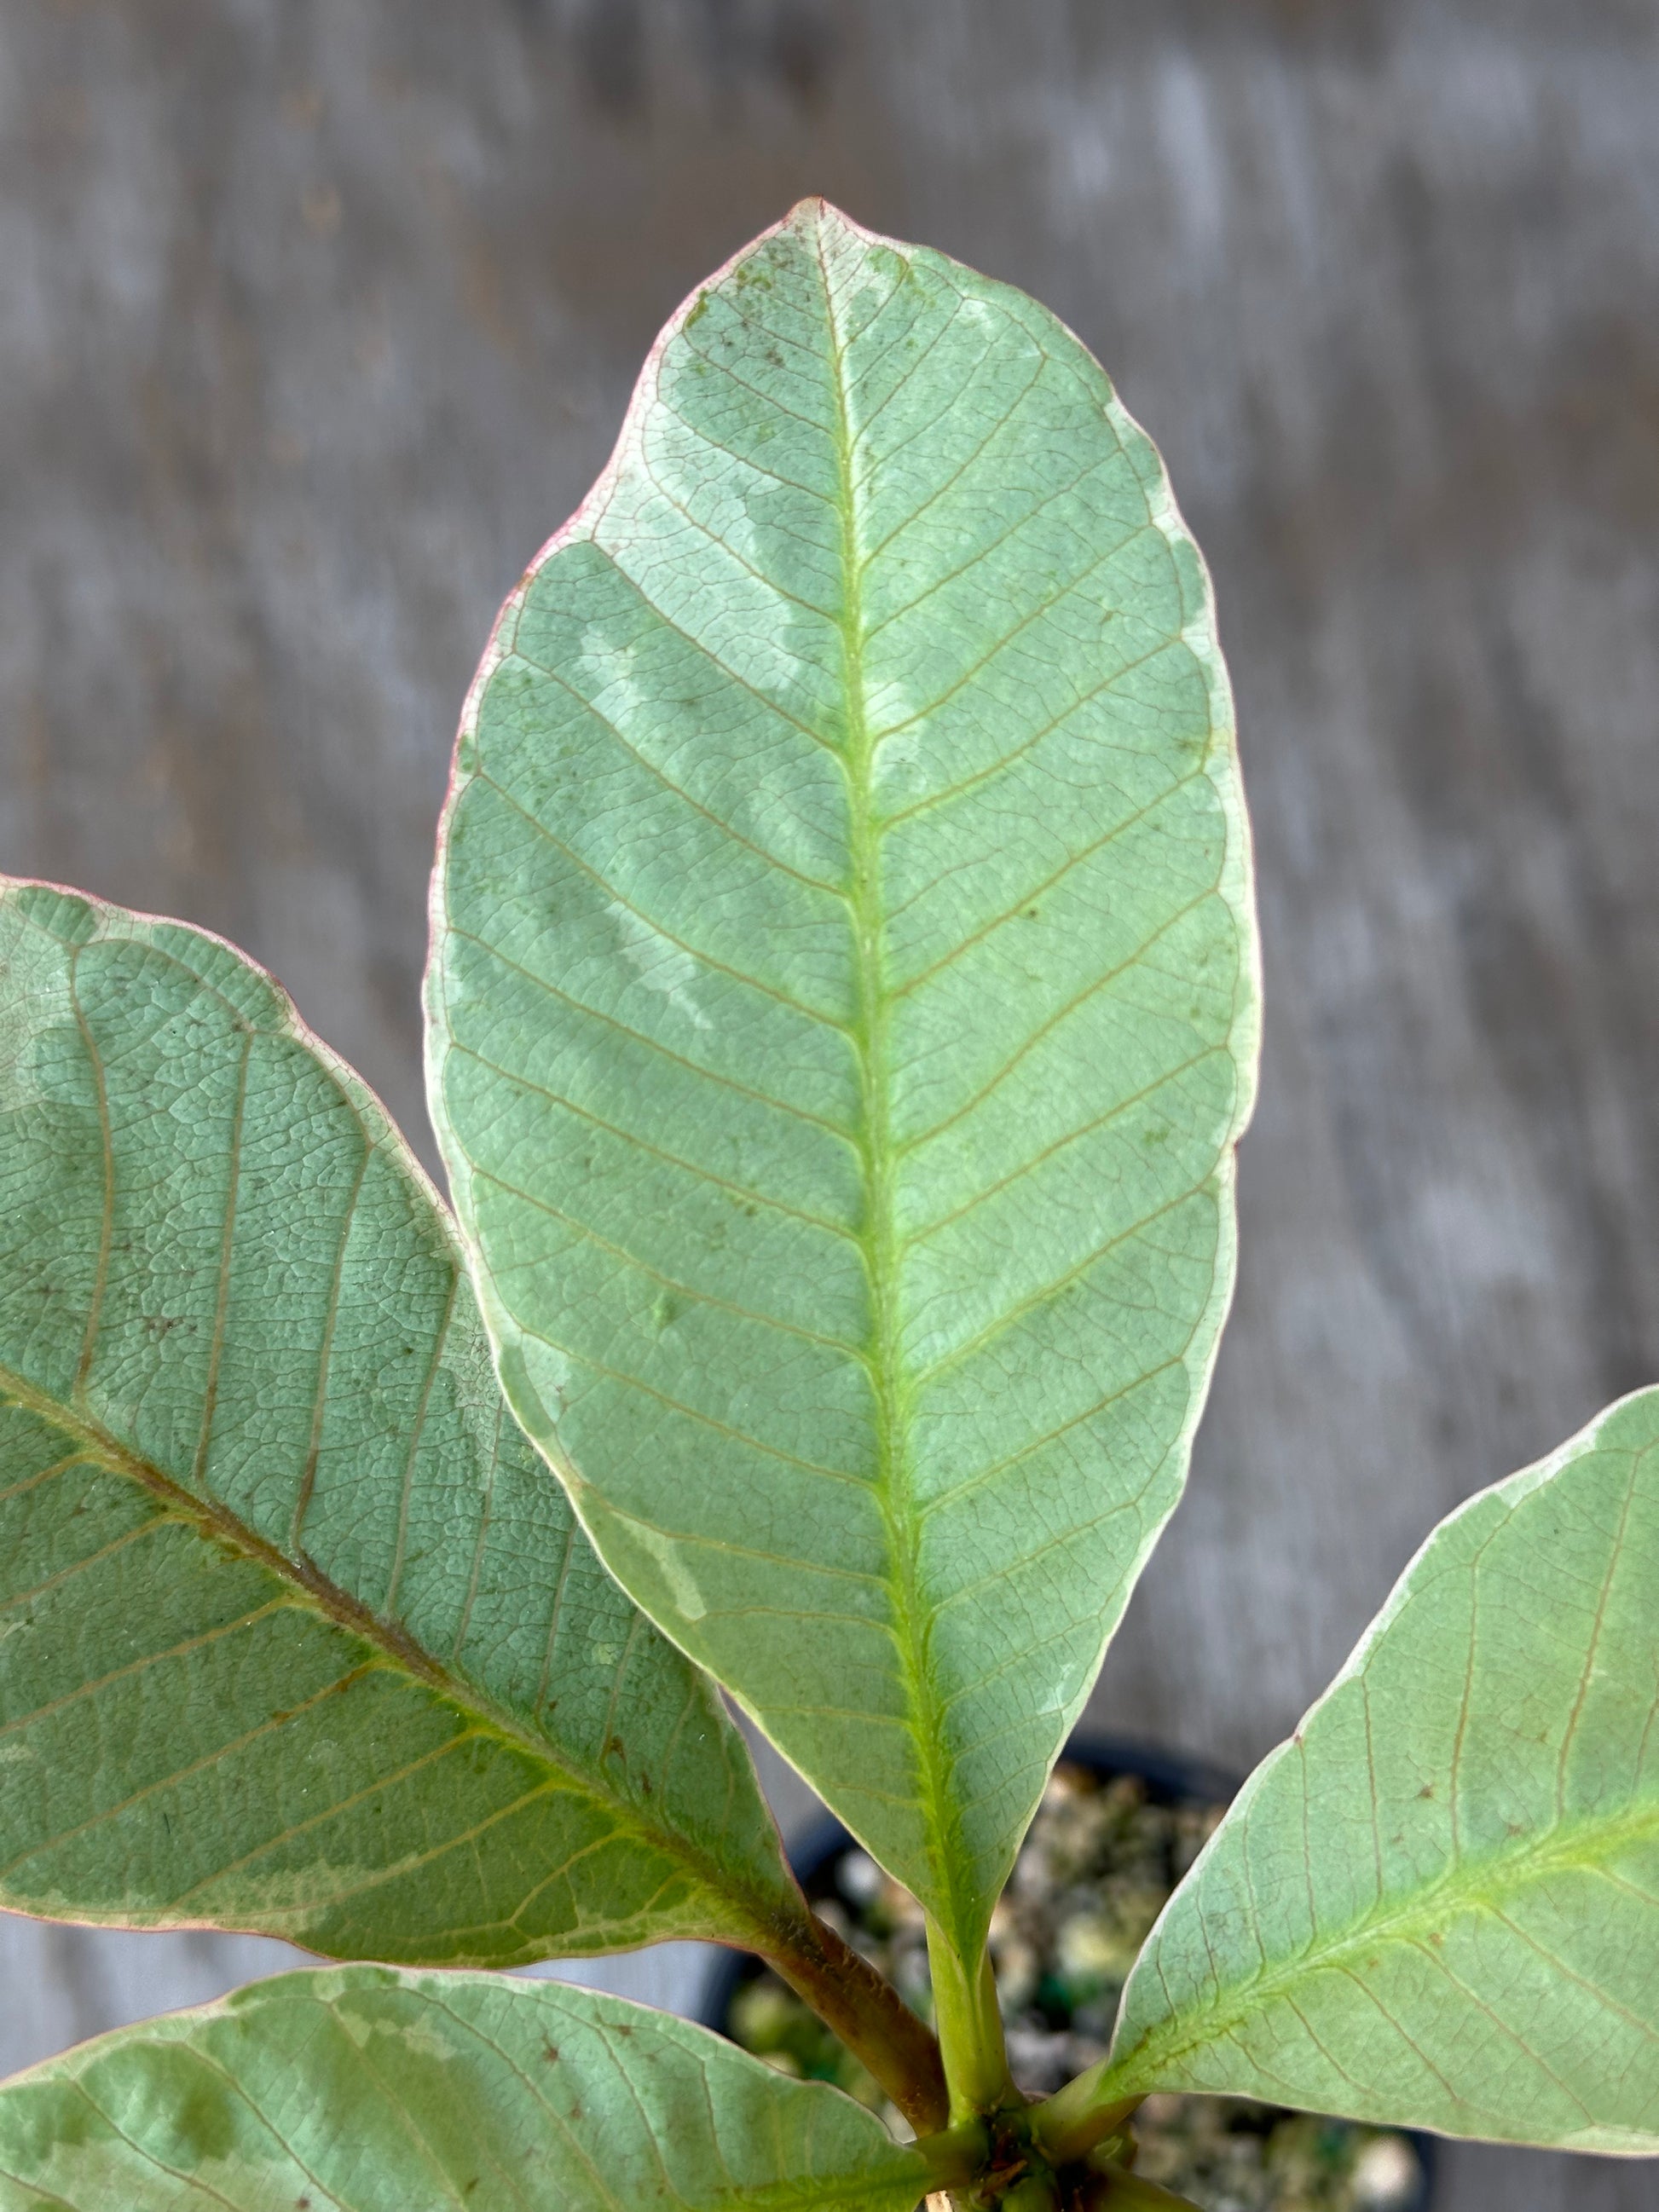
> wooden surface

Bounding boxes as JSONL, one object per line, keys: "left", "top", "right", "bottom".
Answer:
{"left": 3, "top": 5, "right": 1657, "bottom": 2202}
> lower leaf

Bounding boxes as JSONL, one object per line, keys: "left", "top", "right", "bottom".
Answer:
{"left": 0, "top": 1968, "right": 933, "bottom": 2210}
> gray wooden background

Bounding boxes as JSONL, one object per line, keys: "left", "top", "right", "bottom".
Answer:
{"left": 2, "top": 3, "right": 1656, "bottom": 2203}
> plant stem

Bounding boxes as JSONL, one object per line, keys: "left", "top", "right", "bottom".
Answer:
{"left": 928, "top": 1926, "right": 1018, "bottom": 2122}
{"left": 912, "top": 2117, "right": 990, "bottom": 2192}
{"left": 758, "top": 1907, "right": 950, "bottom": 2134}
{"left": 1029, "top": 2059, "right": 1141, "bottom": 2164}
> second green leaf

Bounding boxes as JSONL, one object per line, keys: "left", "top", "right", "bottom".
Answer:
{"left": 427, "top": 199, "right": 1260, "bottom": 1972}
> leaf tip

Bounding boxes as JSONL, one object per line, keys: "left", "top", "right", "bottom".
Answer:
{"left": 783, "top": 194, "right": 861, "bottom": 243}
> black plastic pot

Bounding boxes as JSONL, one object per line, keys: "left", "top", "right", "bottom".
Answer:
{"left": 700, "top": 1732, "right": 1435, "bottom": 2212}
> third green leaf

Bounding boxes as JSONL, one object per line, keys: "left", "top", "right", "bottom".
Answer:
{"left": 426, "top": 199, "right": 1259, "bottom": 1972}
{"left": 1103, "top": 1387, "right": 1659, "bottom": 2152}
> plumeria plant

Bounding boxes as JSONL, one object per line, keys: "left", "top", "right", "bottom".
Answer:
{"left": 0, "top": 203, "right": 1652, "bottom": 2211}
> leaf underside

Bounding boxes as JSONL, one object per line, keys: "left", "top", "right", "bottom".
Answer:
{"left": 0, "top": 881, "right": 795, "bottom": 1967}
{"left": 1107, "top": 1387, "right": 1659, "bottom": 2154}
{"left": 427, "top": 198, "right": 1258, "bottom": 1965}
{"left": 0, "top": 1967, "right": 930, "bottom": 2210}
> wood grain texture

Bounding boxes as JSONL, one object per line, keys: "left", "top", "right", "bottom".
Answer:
{"left": 2, "top": 4, "right": 1656, "bottom": 2200}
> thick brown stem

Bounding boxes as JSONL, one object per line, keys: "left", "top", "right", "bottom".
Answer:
{"left": 757, "top": 1908, "right": 950, "bottom": 2134}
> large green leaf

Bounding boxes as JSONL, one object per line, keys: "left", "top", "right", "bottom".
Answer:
{"left": 0, "top": 1967, "right": 932, "bottom": 2209}
{"left": 0, "top": 878, "right": 799, "bottom": 1967}
{"left": 1097, "top": 1388, "right": 1659, "bottom": 2152}
{"left": 426, "top": 199, "right": 1258, "bottom": 1969}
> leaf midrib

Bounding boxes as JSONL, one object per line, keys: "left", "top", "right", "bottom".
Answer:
{"left": 812, "top": 228, "right": 961, "bottom": 1948}
{"left": 1108, "top": 1791, "right": 1659, "bottom": 2094}
{"left": 0, "top": 1359, "right": 785, "bottom": 1944}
